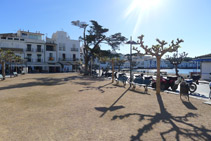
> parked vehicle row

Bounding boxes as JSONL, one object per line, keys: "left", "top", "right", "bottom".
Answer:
{"left": 103, "top": 72, "right": 200, "bottom": 93}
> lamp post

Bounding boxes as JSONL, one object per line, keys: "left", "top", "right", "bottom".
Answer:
{"left": 126, "top": 36, "right": 138, "bottom": 86}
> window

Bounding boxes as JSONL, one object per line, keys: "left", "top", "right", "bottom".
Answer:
{"left": 27, "top": 54, "right": 32, "bottom": 62}
{"left": 20, "top": 39, "right": 24, "bottom": 41}
{"left": 46, "top": 45, "right": 54, "bottom": 51}
{"left": 62, "top": 54, "right": 66, "bottom": 60}
{"left": 73, "top": 54, "right": 76, "bottom": 61}
{"left": 59, "top": 47, "right": 62, "bottom": 51}
{"left": 22, "top": 33, "right": 27, "bottom": 36}
{"left": 27, "top": 44, "right": 32, "bottom": 51}
{"left": 1, "top": 37, "right": 6, "bottom": 39}
{"left": 72, "top": 44, "right": 76, "bottom": 48}
{"left": 37, "top": 45, "right": 41, "bottom": 52}
{"left": 63, "top": 47, "right": 65, "bottom": 51}
{"left": 14, "top": 38, "right": 19, "bottom": 40}
{"left": 37, "top": 54, "right": 41, "bottom": 62}
{"left": 49, "top": 53, "right": 53, "bottom": 57}
{"left": 8, "top": 38, "right": 13, "bottom": 40}
{"left": 49, "top": 53, "right": 54, "bottom": 61}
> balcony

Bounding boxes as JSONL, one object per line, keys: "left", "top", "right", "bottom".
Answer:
{"left": 26, "top": 48, "right": 34, "bottom": 52}
{"left": 58, "top": 58, "right": 79, "bottom": 62}
{"left": 27, "top": 58, "right": 33, "bottom": 62}
{"left": 71, "top": 48, "right": 79, "bottom": 52}
{"left": 37, "top": 59, "right": 43, "bottom": 63}
{"left": 36, "top": 49, "right": 43, "bottom": 53}
{"left": 48, "top": 57, "right": 55, "bottom": 61}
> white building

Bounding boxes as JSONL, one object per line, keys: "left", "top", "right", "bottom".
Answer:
{"left": 122, "top": 55, "right": 169, "bottom": 69}
{"left": 0, "top": 30, "right": 80, "bottom": 73}
{"left": 50, "top": 31, "right": 80, "bottom": 72}
{"left": 195, "top": 53, "right": 211, "bottom": 80}
{"left": 0, "top": 30, "right": 45, "bottom": 73}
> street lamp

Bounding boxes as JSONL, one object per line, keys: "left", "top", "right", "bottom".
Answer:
{"left": 126, "top": 36, "right": 138, "bottom": 86}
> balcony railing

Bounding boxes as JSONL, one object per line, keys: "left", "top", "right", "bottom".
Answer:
{"left": 36, "top": 49, "right": 43, "bottom": 53}
{"left": 58, "top": 58, "right": 79, "bottom": 61}
{"left": 37, "top": 59, "right": 43, "bottom": 62}
{"left": 71, "top": 48, "right": 79, "bottom": 52}
{"left": 26, "top": 48, "right": 34, "bottom": 52}
{"left": 27, "top": 58, "right": 33, "bottom": 62}
{"left": 48, "top": 57, "right": 55, "bottom": 61}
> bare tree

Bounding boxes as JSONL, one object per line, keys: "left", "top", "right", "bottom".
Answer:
{"left": 166, "top": 52, "right": 188, "bottom": 76}
{"left": 134, "top": 35, "right": 183, "bottom": 95}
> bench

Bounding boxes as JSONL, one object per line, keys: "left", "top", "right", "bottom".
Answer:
{"left": 13, "top": 72, "right": 18, "bottom": 77}
{"left": 115, "top": 75, "right": 128, "bottom": 87}
{"left": 131, "top": 77, "right": 151, "bottom": 93}
{"left": 0, "top": 74, "right": 3, "bottom": 80}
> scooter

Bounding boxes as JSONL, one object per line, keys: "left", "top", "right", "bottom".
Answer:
{"left": 173, "top": 76, "right": 198, "bottom": 93}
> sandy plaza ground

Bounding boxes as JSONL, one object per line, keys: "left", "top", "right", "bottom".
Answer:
{"left": 0, "top": 73, "right": 210, "bottom": 141}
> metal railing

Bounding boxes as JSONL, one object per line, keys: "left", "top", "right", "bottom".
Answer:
{"left": 71, "top": 48, "right": 79, "bottom": 52}
{"left": 48, "top": 57, "right": 55, "bottom": 61}
{"left": 26, "top": 48, "right": 34, "bottom": 52}
{"left": 36, "top": 49, "right": 43, "bottom": 52}
{"left": 58, "top": 58, "right": 79, "bottom": 61}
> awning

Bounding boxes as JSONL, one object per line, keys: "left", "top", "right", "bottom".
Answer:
{"left": 193, "top": 59, "right": 211, "bottom": 62}
{"left": 47, "top": 63, "right": 61, "bottom": 67}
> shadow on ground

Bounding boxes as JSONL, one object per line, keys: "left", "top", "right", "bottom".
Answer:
{"left": 0, "top": 74, "right": 105, "bottom": 91}
{"left": 79, "top": 82, "right": 116, "bottom": 93}
{"left": 95, "top": 88, "right": 130, "bottom": 117}
{"left": 111, "top": 94, "right": 211, "bottom": 141}
{"left": 182, "top": 100, "right": 198, "bottom": 110}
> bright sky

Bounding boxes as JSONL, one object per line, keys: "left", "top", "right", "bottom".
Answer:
{"left": 1, "top": 0, "right": 211, "bottom": 57}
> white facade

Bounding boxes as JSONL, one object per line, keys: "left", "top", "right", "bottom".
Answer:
{"left": 201, "top": 62, "right": 211, "bottom": 80}
{"left": 0, "top": 30, "right": 80, "bottom": 73}
{"left": 51, "top": 31, "right": 80, "bottom": 72}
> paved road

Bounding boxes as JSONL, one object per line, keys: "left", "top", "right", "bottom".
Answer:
{"left": 193, "top": 83, "right": 210, "bottom": 99}
{"left": 166, "top": 82, "right": 211, "bottom": 100}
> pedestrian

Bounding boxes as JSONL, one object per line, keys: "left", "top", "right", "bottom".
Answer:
{"left": 180, "top": 77, "right": 190, "bottom": 101}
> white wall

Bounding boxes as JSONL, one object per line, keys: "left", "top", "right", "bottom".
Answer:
{"left": 201, "top": 62, "right": 211, "bottom": 80}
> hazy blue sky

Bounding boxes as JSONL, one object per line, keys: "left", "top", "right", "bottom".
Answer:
{"left": 1, "top": 0, "right": 210, "bottom": 57}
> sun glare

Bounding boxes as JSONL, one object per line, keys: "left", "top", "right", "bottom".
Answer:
{"left": 125, "top": 0, "right": 161, "bottom": 35}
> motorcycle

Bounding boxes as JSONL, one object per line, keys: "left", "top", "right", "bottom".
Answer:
{"left": 173, "top": 76, "right": 198, "bottom": 93}
{"left": 151, "top": 76, "right": 178, "bottom": 91}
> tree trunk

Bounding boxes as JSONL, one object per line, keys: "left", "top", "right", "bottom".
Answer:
{"left": 84, "top": 56, "right": 89, "bottom": 75}
{"left": 156, "top": 57, "right": 161, "bottom": 95}
{"left": 112, "top": 59, "right": 114, "bottom": 83}
{"left": 118, "top": 65, "right": 120, "bottom": 72}
{"left": 175, "top": 65, "right": 179, "bottom": 76}
{"left": 99, "top": 64, "right": 100, "bottom": 76}
{"left": 16, "top": 63, "right": 18, "bottom": 72}
{"left": 2, "top": 61, "right": 5, "bottom": 80}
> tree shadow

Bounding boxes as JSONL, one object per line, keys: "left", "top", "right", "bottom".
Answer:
{"left": 0, "top": 77, "right": 66, "bottom": 91}
{"left": 112, "top": 94, "right": 211, "bottom": 140}
{"left": 0, "top": 74, "right": 107, "bottom": 91}
{"left": 130, "top": 89, "right": 150, "bottom": 95}
{"left": 181, "top": 100, "right": 197, "bottom": 110}
{"left": 79, "top": 82, "right": 116, "bottom": 93}
{"left": 95, "top": 88, "right": 130, "bottom": 117}
{"left": 62, "top": 75, "right": 105, "bottom": 82}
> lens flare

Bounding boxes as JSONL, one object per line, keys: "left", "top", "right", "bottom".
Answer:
{"left": 124, "top": 0, "right": 161, "bottom": 35}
